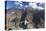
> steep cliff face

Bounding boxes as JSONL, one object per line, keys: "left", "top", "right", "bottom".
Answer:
{"left": 6, "top": 8, "right": 23, "bottom": 30}
{"left": 32, "top": 10, "right": 45, "bottom": 28}
{"left": 5, "top": 7, "right": 45, "bottom": 30}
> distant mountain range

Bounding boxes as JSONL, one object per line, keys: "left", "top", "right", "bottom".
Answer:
{"left": 7, "top": 7, "right": 24, "bottom": 12}
{"left": 6, "top": 7, "right": 25, "bottom": 15}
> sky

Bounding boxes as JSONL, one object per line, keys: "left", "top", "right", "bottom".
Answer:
{"left": 6, "top": 1, "right": 14, "bottom": 9}
{"left": 6, "top": 1, "right": 29, "bottom": 9}
{"left": 5, "top": 1, "right": 45, "bottom": 10}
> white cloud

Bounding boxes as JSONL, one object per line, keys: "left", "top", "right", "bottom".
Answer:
{"left": 14, "top": 1, "right": 20, "bottom": 5}
{"left": 37, "top": 6, "right": 44, "bottom": 10}
{"left": 20, "top": 4, "right": 23, "bottom": 7}
{"left": 14, "top": 1, "right": 44, "bottom": 10}
{"left": 14, "top": 1, "right": 22, "bottom": 5}
{"left": 29, "top": 2, "right": 44, "bottom": 10}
